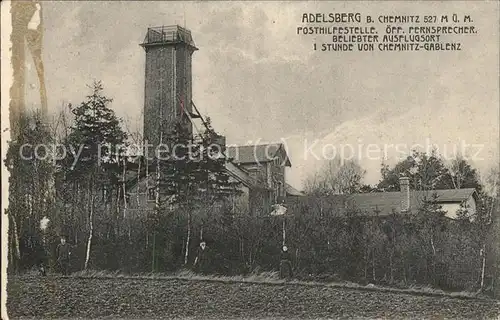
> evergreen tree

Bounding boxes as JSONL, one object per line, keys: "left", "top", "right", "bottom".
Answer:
{"left": 57, "top": 81, "right": 127, "bottom": 270}
{"left": 197, "top": 118, "right": 242, "bottom": 203}
{"left": 152, "top": 117, "right": 241, "bottom": 268}
{"left": 158, "top": 118, "right": 241, "bottom": 208}
{"left": 61, "top": 81, "right": 127, "bottom": 184}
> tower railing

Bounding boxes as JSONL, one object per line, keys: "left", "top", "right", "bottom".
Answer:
{"left": 141, "top": 25, "right": 197, "bottom": 49}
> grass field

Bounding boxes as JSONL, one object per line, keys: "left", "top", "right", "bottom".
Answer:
{"left": 6, "top": 273, "right": 500, "bottom": 319}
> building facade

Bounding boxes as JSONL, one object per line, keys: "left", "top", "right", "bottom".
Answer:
{"left": 226, "top": 143, "right": 295, "bottom": 212}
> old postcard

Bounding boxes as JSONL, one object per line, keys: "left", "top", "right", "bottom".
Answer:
{"left": 1, "top": 1, "right": 499, "bottom": 319}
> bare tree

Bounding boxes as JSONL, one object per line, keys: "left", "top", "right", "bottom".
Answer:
{"left": 482, "top": 167, "right": 500, "bottom": 293}
{"left": 445, "top": 154, "right": 481, "bottom": 190}
{"left": 484, "top": 167, "right": 499, "bottom": 198}
{"left": 304, "top": 158, "right": 366, "bottom": 195}
{"left": 303, "top": 171, "right": 328, "bottom": 195}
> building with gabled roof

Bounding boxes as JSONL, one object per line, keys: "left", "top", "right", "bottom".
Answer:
{"left": 226, "top": 143, "right": 302, "bottom": 205}
{"left": 289, "top": 176, "right": 478, "bottom": 220}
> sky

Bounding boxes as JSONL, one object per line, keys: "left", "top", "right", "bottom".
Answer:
{"left": 23, "top": 1, "right": 499, "bottom": 189}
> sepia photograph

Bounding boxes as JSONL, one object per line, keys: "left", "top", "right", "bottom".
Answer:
{"left": 1, "top": 1, "right": 499, "bottom": 319}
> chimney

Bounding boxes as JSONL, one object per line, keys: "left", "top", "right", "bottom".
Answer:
{"left": 400, "top": 176, "right": 410, "bottom": 212}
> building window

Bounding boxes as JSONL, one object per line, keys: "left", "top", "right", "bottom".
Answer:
{"left": 273, "top": 180, "right": 284, "bottom": 203}
{"left": 147, "top": 187, "right": 156, "bottom": 202}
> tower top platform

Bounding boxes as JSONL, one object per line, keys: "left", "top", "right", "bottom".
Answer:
{"left": 140, "top": 25, "right": 198, "bottom": 50}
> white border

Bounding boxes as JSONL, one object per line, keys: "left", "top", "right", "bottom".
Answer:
{"left": 1, "top": 1, "right": 12, "bottom": 319}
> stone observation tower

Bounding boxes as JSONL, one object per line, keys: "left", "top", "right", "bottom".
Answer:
{"left": 140, "top": 25, "right": 198, "bottom": 152}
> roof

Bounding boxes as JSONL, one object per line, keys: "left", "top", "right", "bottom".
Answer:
{"left": 226, "top": 143, "right": 291, "bottom": 166}
{"left": 122, "top": 155, "right": 261, "bottom": 191}
{"left": 122, "top": 153, "right": 297, "bottom": 194}
{"left": 288, "top": 188, "right": 477, "bottom": 217}
{"left": 285, "top": 183, "right": 304, "bottom": 196}
{"left": 423, "top": 188, "right": 478, "bottom": 202}
{"left": 225, "top": 161, "right": 258, "bottom": 188}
